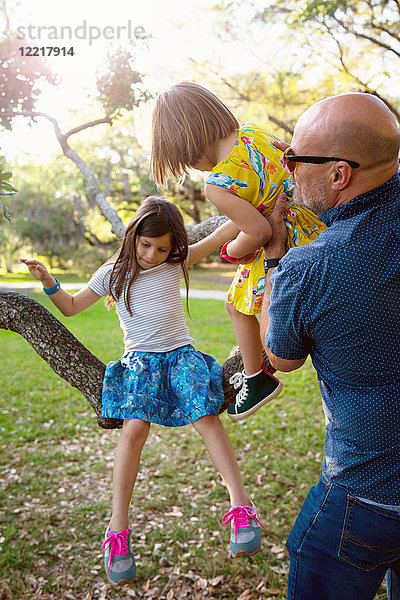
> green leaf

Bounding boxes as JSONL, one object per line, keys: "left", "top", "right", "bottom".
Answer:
{"left": 0, "top": 182, "right": 17, "bottom": 194}
{"left": 1, "top": 199, "right": 12, "bottom": 221}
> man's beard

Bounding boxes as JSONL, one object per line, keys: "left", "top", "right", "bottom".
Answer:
{"left": 293, "top": 177, "right": 329, "bottom": 215}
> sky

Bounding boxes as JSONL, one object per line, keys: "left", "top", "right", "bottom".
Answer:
{"left": 1, "top": 0, "right": 284, "bottom": 160}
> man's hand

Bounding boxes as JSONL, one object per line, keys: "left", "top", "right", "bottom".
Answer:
{"left": 264, "top": 193, "right": 289, "bottom": 259}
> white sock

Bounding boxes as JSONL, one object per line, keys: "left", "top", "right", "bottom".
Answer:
{"left": 245, "top": 369, "right": 262, "bottom": 379}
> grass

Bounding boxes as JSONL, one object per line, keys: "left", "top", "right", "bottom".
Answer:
{"left": 0, "top": 292, "right": 387, "bottom": 600}
{"left": 0, "top": 270, "right": 83, "bottom": 284}
{"left": 0, "top": 263, "right": 237, "bottom": 292}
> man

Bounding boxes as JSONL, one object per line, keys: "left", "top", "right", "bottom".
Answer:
{"left": 259, "top": 93, "right": 400, "bottom": 600}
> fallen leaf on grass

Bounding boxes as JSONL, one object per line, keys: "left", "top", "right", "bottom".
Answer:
{"left": 195, "top": 577, "right": 208, "bottom": 590}
{"left": 237, "top": 590, "right": 253, "bottom": 600}
{"left": 209, "top": 575, "right": 223, "bottom": 586}
{"left": 270, "top": 544, "right": 285, "bottom": 554}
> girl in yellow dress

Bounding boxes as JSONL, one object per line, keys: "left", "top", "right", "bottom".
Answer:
{"left": 151, "top": 82, "right": 326, "bottom": 420}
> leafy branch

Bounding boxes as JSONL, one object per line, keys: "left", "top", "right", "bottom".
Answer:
{"left": 0, "top": 163, "right": 17, "bottom": 221}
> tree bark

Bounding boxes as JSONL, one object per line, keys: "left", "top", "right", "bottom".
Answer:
{"left": 0, "top": 217, "right": 277, "bottom": 428}
{"left": 0, "top": 290, "right": 119, "bottom": 429}
{"left": 186, "top": 215, "right": 228, "bottom": 243}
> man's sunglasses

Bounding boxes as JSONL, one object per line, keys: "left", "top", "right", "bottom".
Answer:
{"left": 282, "top": 147, "right": 360, "bottom": 173}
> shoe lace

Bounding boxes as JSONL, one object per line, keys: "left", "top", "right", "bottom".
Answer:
{"left": 229, "top": 370, "right": 244, "bottom": 389}
{"left": 222, "top": 505, "right": 263, "bottom": 543}
{"left": 236, "top": 379, "right": 249, "bottom": 406}
{"left": 101, "top": 529, "right": 129, "bottom": 574}
{"left": 229, "top": 370, "right": 249, "bottom": 408}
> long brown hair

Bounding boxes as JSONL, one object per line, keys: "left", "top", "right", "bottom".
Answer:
{"left": 151, "top": 81, "right": 239, "bottom": 187}
{"left": 106, "top": 196, "right": 189, "bottom": 316}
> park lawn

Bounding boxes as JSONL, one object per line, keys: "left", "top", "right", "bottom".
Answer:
{"left": 0, "top": 293, "right": 387, "bottom": 600}
{"left": 0, "top": 262, "right": 236, "bottom": 291}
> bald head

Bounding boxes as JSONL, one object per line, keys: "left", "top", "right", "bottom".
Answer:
{"left": 293, "top": 93, "right": 399, "bottom": 172}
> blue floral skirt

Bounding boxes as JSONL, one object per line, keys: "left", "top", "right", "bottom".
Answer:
{"left": 102, "top": 345, "right": 224, "bottom": 426}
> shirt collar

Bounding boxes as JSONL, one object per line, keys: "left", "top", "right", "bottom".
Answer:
{"left": 319, "top": 172, "right": 400, "bottom": 227}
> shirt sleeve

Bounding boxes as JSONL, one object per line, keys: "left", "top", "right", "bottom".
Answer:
{"left": 87, "top": 264, "right": 112, "bottom": 297}
{"left": 265, "top": 263, "right": 311, "bottom": 360}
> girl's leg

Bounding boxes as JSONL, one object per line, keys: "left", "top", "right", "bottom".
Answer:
{"left": 193, "top": 415, "right": 262, "bottom": 557}
{"left": 192, "top": 414, "right": 250, "bottom": 506}
{"left": 225, "top": 301, "right": 263, "bottom": 375}
{"left": 109, "top": 418, "right": 150, "bottom": 531}
{"left": 225, "top": 301, "right": 282, "bottom": 420}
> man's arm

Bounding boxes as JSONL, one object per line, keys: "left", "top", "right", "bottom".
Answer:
{"left": 261, "top": 269, "right": 307, "bottom": 373}
{"left": 259, "top": 193, "right": 307, "bottom": 372}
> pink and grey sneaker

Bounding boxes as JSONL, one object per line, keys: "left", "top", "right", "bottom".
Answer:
{"left": 222, "top": 504, "right": 263, "bottom": 557}
{"left": 101, "top": 527, "right": 136, "bottom": 585}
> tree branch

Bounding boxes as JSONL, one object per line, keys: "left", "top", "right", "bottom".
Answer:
{"left": 189, "top": 60, "right": 294, "bottom": 135}
{"left": 0, "top": 289, "right": 252, "bottom": 426}
{"left": 3, "top": 110, "right": 126, "bottom": 238}
{"left": 267, "top": 115, "right": 294, "bottom": 136}
{"left": 331, "top": 14, "right": 400, "bottom": 58}
{"left": 0, "top": 290, "right": 120, "bottom": 430}
{"left": 328, "top": 30, "right": 400, "bottom": 123}
{"left": 64, "top": 116, "right": 114, "bottom": 140}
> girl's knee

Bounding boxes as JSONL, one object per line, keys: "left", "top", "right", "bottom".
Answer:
{"left": 225, "top": 300, "right": 235, "bottom": 316}
{"left": 225, "top": 301, "right": 245, "bottom": 320}
{"left": 192, "top": 414, "right": 219, "bottom": 433}
{"left": 121, "top": 419, "right": 150, "bottom": 447}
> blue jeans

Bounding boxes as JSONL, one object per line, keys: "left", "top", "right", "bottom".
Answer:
{"left": 286, "top": 476, "right": 400, "bottom": 600}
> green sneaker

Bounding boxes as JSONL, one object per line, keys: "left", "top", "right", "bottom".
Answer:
{"left": 227, "top": 366, "right": 282, "bottom": 420}
{"left": 101, "top": 527, "right": 136, "bottom": 586}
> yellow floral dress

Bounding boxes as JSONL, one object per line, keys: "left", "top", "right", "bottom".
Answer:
{"left": 206, "top": 123, "right": 326, "bottom": 315}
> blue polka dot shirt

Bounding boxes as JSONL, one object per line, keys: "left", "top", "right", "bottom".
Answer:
{"left": 266, "top": 171, "right": 400, "bottom": 504}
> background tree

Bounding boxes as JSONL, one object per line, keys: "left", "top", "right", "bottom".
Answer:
{"left": 0, "top": 37, "right": 153, "bottom": 238}
{"left": 209, "top": 0, "right": 399, "bottom": 126}
{"left": 192, "top": 62, "right": 340, "bottom": 140}
{"left": 0, "top": 37, "right": 59, "bottom": 130}
{"left": 0, "top": 157, "right": 115, "bottom": 273}
{"left": 259, "top": 0, "right": 400, "bottom": 118}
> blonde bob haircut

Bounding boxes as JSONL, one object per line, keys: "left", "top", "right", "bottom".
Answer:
{"left": 151, "top": 81, "right": 239, "bottom": 187}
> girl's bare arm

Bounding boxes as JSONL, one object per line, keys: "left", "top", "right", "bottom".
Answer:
{"left": 188, "top": 219, "right": 240, "bottom": 267}
{"left": 205, "top": 184, "right": 272, "bottom": 258}
{"left": 20, "top": 258, "right": 101, "bottom": 316}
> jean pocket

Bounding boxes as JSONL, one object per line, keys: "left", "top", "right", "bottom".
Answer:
{"left": 339, "top": 496, "right": 400, "bottom": 571}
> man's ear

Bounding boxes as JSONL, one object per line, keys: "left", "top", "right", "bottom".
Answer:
{"left": 331, "top": 163, "right": 352, "bottom": 191}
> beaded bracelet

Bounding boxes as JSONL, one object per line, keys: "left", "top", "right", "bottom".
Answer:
{"left": 43, "top": 278, "right": 61, "bottom": 296}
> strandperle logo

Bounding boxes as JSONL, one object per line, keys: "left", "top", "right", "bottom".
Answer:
{"left": 16, "top": 20, "right": 148, "bottom": 46}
